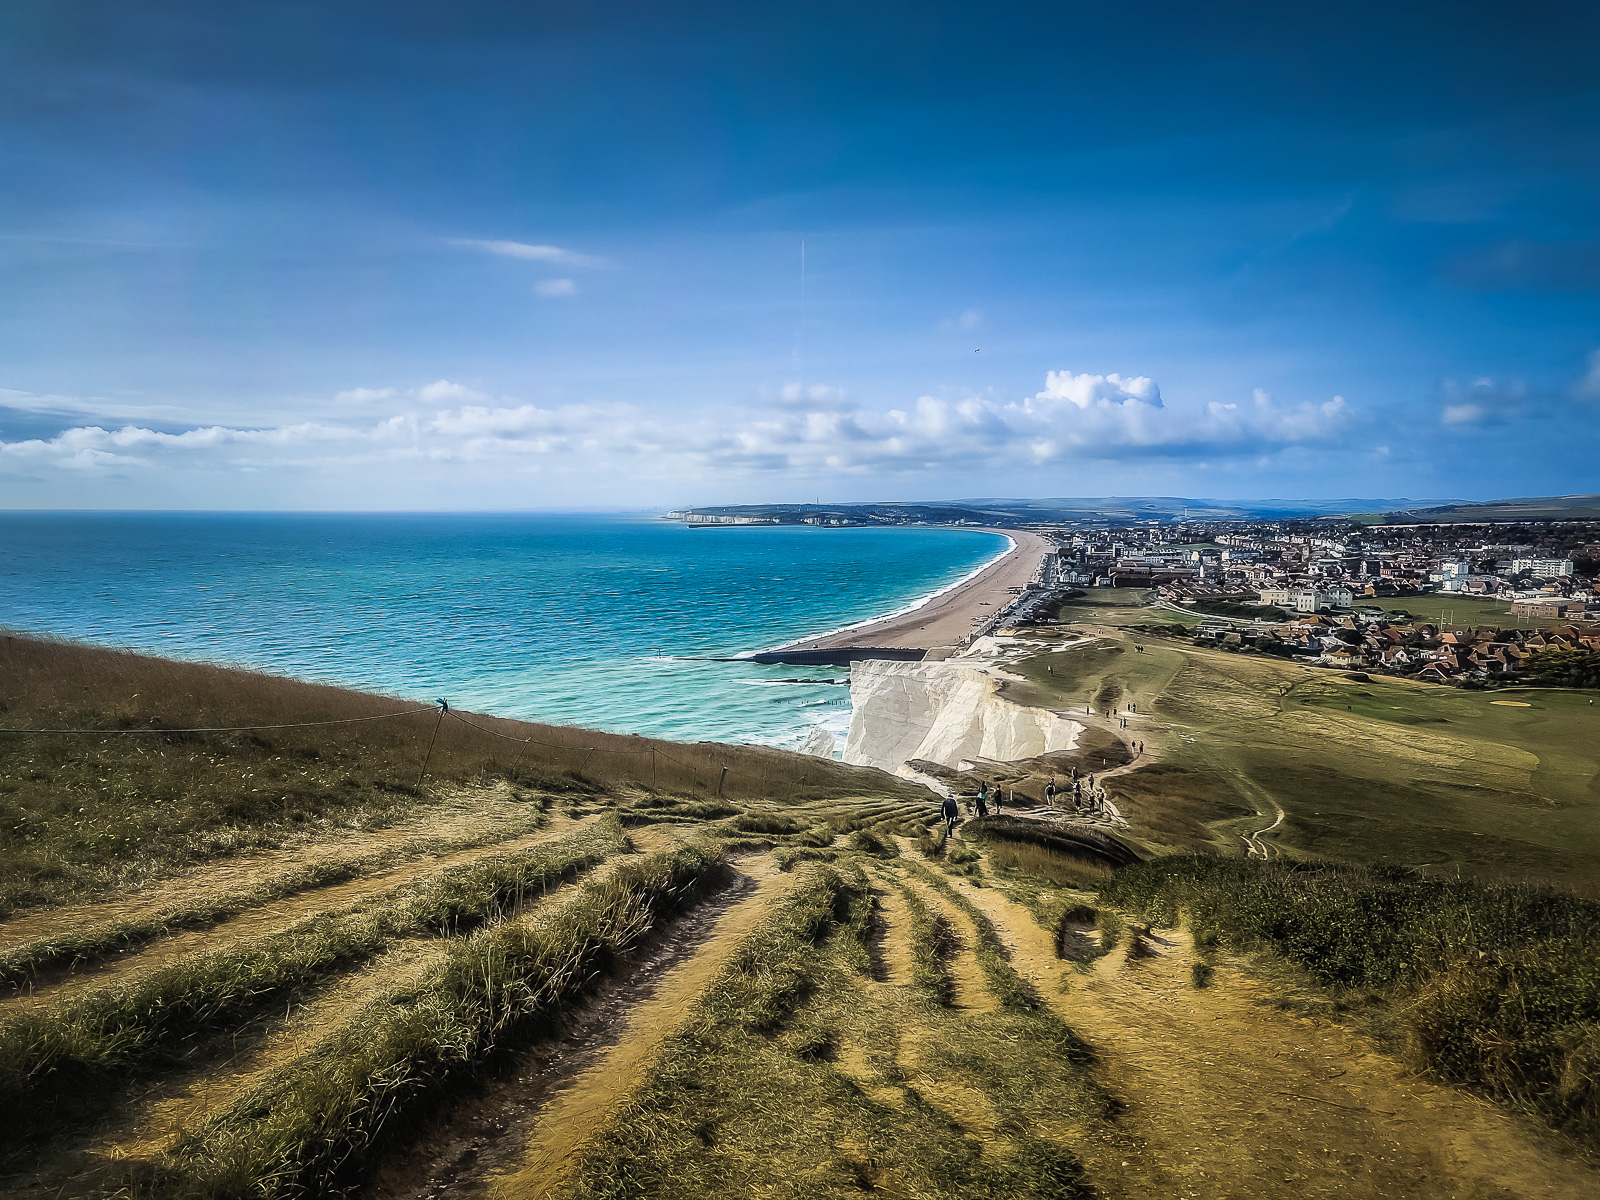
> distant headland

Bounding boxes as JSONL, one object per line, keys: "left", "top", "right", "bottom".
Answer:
{"left": 666, "top": 493, "right": 1600, "bottom": 527}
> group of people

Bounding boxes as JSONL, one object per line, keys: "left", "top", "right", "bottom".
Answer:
{"left": 938, "top": 781, "right": 1000, "bottom": 832}
{"left": 1044, "top": 768, "right": 1109, "bottom": 816}
{"left": 937, "top": 769, "right": 1114, "bottom": 834}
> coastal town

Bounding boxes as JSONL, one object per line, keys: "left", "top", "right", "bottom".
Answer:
{"left": 1023, "top": 516, "right": 1600, "bottom": 685}
{"left": 672, "top": 502, "right": 1600, "bottom": 687}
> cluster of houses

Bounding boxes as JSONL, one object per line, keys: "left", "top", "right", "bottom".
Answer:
{"left": 1191, "top": 610, "right": 1600, "bottom": 683}
{"left": 1049, "top": 519, "right": 1600, "bottom": 610}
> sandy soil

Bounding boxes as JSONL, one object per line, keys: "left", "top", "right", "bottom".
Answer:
{"left": 956, "top": 876, "right": 1600, "bottom": 1200}
{"left": 781, "top": 527, "right": 1055, "bottom": 652}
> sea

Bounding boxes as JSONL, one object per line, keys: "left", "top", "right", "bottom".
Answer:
{"left": 0, "top": 513, "right": 1007, "bottom": 755}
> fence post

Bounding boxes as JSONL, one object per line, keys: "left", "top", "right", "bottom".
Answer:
{"left": 415, "top": 699, "right": 447, "bottom": 791}
{"left": 717, "top": 766, "right": 728, "bottom": 797}
{"left": 650, "top": 746, "right": 658, "bottom": 789}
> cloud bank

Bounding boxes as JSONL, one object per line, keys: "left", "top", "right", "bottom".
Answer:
{"left": 0, "top": 370, "right": 1359, "bottom": 500}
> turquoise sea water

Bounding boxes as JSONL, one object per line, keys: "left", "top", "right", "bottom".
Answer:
{"left": 0, "top": 513, "right": 1006, "bottom": 751}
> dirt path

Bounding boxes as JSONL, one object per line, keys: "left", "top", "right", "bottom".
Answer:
{"left": 899, "top": 877, "right": 998, "bottom": 1014}
{"left": 0, "top": 783, "right": 551, "bottom": 955}
{"left": 2, "top": 813, "right": 593, "bottom": 1011}
{"left": 952, "top": 874, "right": 1600, "bottom": 1200}
{"left": 488, "top": 858, "right": 793, "bottom": 1200}
{"left": 871, "top": 882, "right": 918, "bottom": 988}
{"left": 358, "top": 854, "right": 794, "bottom": 1200}
{"left": 6, "top": 850, "right": 642, "bottom": 1200}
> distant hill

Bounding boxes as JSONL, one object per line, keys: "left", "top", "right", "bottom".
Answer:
{"left": 1382, "top": 494, "right": 1600, "bottom": 523}
{"left": 669, "top": 496, "right": 1441, "bottom": 527}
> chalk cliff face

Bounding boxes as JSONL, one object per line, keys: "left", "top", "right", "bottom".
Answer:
{"left": 842, "top": 657, "right": 1081, "bottom": 776}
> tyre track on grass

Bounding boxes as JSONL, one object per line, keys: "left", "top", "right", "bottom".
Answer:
{"left": 2, "top": 814, "right": 599, "bottom": 1012}
{"left": 0, "top": 783, "right": 553, "bottom": 956}
{"left": 954, "top": 869, "right": 1600, "bottom": 1200}
{"left": 365, "top": 853, "right": 797, "bottom": 1200}
{"left": 3, "top": 835, "right": 655, "bottom": 1200}
{"left": 140, "top": 833, "right": 724, "bottom": 1199}
{"left": 895, "top": 875, "right": 1000, "bottom": 1015}
{"left": 92, "top": 849, "right": 663, "bottom": 1182}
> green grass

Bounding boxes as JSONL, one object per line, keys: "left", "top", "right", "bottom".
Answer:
{"left": 0, "top": 819, "right": 631, "bottom": 1148}
{"left": 0, "top": 806, "right": 556, "bottom": 986}
{"left": 159, "top": 839, "right": 727, "bottom": 1199}
{"left": 1004, "top": 630, "right": 1600, "bottom": 890}
{"left": 1099, "top": 855, "right": 1600, "bottom": 1150}
{"left": 1368, "top": 594, "right": 1558, "bottom": 629}
{"left": 0, "top": 634, "right": 927, "bottom": 913}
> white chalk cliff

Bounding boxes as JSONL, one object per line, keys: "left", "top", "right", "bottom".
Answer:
{"left": 842, "top": 655, "right": 1082, "bottom": 777}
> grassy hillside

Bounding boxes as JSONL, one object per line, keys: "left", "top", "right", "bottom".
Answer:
{"left": 0, "top": 633, "right": 924, "bottom": 913}
{"left": 3, "top": 632, "right": 1598, "bottom": 1197}
{"left": 1001, "top": 624, "right": 1600, "bottom": 892}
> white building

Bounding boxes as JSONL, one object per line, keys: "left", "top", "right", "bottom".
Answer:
{"left": 1512, "top": 558, "right": 1576, "bottom": 577}
{"left": 1259, "top": 586, "right": 1354, "bottom": 612}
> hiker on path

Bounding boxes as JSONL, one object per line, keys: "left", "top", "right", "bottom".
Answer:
{"left": 1045, "top": 777, "right": 1058, "bottom": 808}
{"left": 940, "top": 794, "right": 959, "bottom": 835}
{"left": 993, "top": 789, "right": 1003, "bottom": 815}
{"left": 975, "top": 784, "right": 990, "bottom": 819}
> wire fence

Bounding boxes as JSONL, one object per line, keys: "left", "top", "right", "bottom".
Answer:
{"left": 0, "top": 698, "right": 845, "bottom": 799}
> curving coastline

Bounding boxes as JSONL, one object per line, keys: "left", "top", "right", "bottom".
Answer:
{"left": 776, "top": 527, "right": 1053, "bottom": 653}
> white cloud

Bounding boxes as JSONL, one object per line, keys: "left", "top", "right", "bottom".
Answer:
{"left": 1435, "top": 377, "right": 1539, "bottom": 426}
{"left": 449, "top": 239, "right": 607, "bottom": 269}
{"left": 0, "top": 369, "right": 1360, "bottom": 491}
{"left": 415, "top": 379, "right": 488, "bottom": 404}
{"left": 535, "top": 277, "right": 576, "bottom": 297}
{"left": 769, "top": 383, "right": 856, "bottom": 413}
{"left": 335, "top": 387, "right": 396, "bottom": 403}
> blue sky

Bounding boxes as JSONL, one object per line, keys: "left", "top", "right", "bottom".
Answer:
{"left": 1, "top": 0, "right": 1597, "bottom": 508}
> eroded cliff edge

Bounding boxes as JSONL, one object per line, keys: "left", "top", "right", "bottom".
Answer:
{"left": 841, "top": 653, "right": 1082, "bottom": 778}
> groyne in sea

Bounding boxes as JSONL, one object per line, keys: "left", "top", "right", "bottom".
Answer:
{"left": 736, "top": 647, "right": 927, "bottom": 667}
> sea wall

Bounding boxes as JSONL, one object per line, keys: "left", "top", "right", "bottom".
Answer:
{"left": 842, "top": 657, "right": 1081, "bottom": 777}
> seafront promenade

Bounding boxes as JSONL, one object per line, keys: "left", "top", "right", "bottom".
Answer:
{"left": 774, "top": 527, "right": 1054, "bottom": 655}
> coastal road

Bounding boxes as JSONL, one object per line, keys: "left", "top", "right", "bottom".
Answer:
{"left": 780, "top": 527, "right": 1055, "bottom": 654}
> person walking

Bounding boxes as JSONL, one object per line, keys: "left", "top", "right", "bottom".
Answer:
{"left": 975, "top": 784, "right": 990, "bottom": 819}
{"left": 1045, "top": 777, "right": 1058, "bottom": 809}
{"left": 941, "top": 793, "right": 959, "bottom": 835}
